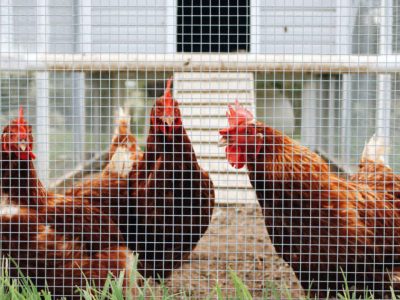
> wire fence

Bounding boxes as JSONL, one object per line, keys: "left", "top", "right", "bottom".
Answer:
{"left": 0, "top": 0, "right": 399, "bottom": 299}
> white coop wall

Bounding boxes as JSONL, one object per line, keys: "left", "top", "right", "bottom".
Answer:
{"left": 255, "top": 0, "right": 338, "bottom": 54}
{"left": 91, "top": 0, "right": 172, "bottom": 53}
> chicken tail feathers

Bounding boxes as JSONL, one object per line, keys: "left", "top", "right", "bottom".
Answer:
{"left": 115, "top": 107, "right": 131, "bottom": 135}
{"left": 361, "top": 134, "right": 388, "bottom": 165}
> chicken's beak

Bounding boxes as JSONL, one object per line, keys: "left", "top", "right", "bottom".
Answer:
{"left": 161, "top": 116, "right": 174, "bottom": 127}
{"left": 218, "top": 136, "right": 228, "bottom": 147}
{"left": 19, "top": 142, "right": 27, "bottom": 151}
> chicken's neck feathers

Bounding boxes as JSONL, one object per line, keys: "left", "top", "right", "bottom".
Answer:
{"left": 144, "top": 125, "right": 197, "bottom": 168}
{"left": 0, "top": 152, "right": 47, "bottom": 202}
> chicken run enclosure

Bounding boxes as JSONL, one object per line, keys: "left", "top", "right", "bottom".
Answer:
{"left": 3, "top": 0, "right": 400, "bottom": 299}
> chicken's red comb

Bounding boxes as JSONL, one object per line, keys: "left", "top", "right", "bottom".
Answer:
{"left": 18, "top": 106, "right": 26, "bottom": 125}
{"left": 227, "top": 100, "right": 254, "bottom": 126}
{"left": 163, "top": 77, "right": 174, "bottom": 107}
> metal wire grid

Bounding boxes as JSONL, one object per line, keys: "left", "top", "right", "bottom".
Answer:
{"left": 0, "top": 0, "right": 398, "bottom": 299}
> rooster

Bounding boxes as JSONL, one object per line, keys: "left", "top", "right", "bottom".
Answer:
{"left": 126, "top": 78, "right": 216, "bottom": 279}
{"left": 0, "top": 108, "right": 140, "bottom": 299}
{"left": 350, "top": 134, "right": 400, "bottom": 199}
{"left": 218, "top": 101, "right": 400, "bottom": 298}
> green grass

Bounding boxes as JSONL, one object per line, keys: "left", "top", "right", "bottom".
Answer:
{"left": 0, "top": 257, "right": 396, "bottom": 300}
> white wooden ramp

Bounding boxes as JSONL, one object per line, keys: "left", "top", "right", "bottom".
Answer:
{"left": 173, "top": 72, "right": 258, "bottom": 204}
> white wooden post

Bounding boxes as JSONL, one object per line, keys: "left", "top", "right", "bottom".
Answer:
{"left": 250, "top": 0, "right": 259, "bottom": 54}
{"left": 74, "top": 1, "right": 90, "bottom": 162}
{"left": 166, "top": 0, "right": 176, "bottom": 53}
{"left": 72, "top": 72, "right": 86, "bottom": 165}
{"left": 335, "top": 0, "right": 357, "bottom": 56}
{"left": 328, "top": 78, "right": 338, "bottom": 156}
{"left": 376, "top": 0, "right": 393, "bottom": 162}
{"left": 77, "top": 0, "right": 92, "bottom": 53}
{"left": 37, "top": 0, "right": 48, "bottom": 54}
{"left": 35, "top": 72, "right": 49, "bottom": 186}
{"left": 301, "top": 74, "right": 319, "bottom": 148}
{"left": 341, "top": 74, "right": 352, "bottom": 167}
{"left": 35, "top": 0, "right": 50, "bottom": 185}
{"left": 336, "top": 0, "right": 357, "bottom": 168}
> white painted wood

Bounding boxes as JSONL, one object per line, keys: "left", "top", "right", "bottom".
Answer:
{"left": 78, "top": 0, "right": 92, "bottom": 53}
{"left": 36, "top": 0, "right": 48, "bottom": 53}
{"left": 174, "top": 72, "right": 257, "bottom": 204}
{"left": 380, "top": 0, "right": 393, "bottom": 56}
{"left": 48, "top": 0, "right": 74, "bottom": 53}
{"left": 375, "top": 0, "right": 393, "bottom": 163}
{"left": 209, "top": 173, "right": 252, "bottom": 189}
{"left": 301, "top": 74, "right": 319, "bottom": 148}
{"left": 177, "top": 80, "right": 254, "bottom": 91}
{"left": 180, "top": 106, "right": 230, "bottom": 117}
{"left": 182, "top": 118, "right": 233, "bottom": 130}
{"left": 4, "top": 53, "right": 400, "bottom": 73}
{"left": 189, "top": 131, "right": 221, "bottom": 143}
{"left": 215, "top": 189, "right": 257, "bottom": 204}
{"left": 258, "top": 0, "right": 337, "bottom": 54}
{"left": 165, "top": 0, "right": 176, "bottom": 53}
{"left": 376, "top": 74, "right": 392, "bottom": 163}
{"left": 265, "top": 0, "right": 336, "bottom": 8}
{"left": 90, "top": 0, "right": 168, "bottom": 53}
{"left": 0, "top": 0, "right": 13, "bottom": 54}
{"left": 72, "top": 72, "right": 86, "bottom": 165}
{"left": 11, "top": 0, "right": 37, "bottom": 52}
{"left": 335, "top": 0, "right": 357, "bottom": 55}
{"left": 328, "top": 78, "right": 338, "bottom": 156}
{"left": 35, "top": 72, "right": 50, "bottom": 186}
{"left": 191, "top": 143, "right": 225, "bottom": 158}
{"left": 250, "top": 0, "right": 259, "bottom": 54}
{"left": 341, "top": 73, "right": 353, "bottom": 168}
{"left": 197, "top": 158, "right": 248, "bottom": 173}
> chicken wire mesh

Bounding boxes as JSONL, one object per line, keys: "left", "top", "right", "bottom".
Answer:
{"left": 0, "top": 0, "right": 399, "bottom": 299}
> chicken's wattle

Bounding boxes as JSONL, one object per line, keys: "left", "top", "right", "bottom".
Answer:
{"left": 226, "top": 144, "right": 246, "bottom": 169}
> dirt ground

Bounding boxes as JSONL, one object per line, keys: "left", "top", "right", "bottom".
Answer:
{"left": 149, "top": 204, "right": 304, "bottom": 299}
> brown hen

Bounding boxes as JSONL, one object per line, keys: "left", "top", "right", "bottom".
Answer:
{"left": 219, "top": 101, "right": 400, "bottom": 298}
{"left": 126, "top": 78, "right": 216, "bottom": 279}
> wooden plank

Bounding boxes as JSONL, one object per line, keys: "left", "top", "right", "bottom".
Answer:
{"left": 182, "top": 117, "right": 229, "bottom": 130}
{"left": 176, "top": 92, "right": 253, "bottom": 105}
{"left": 0, "top": 1, "right": 12, "bottom": 53}
{"left": 209, "top": 173, "right": 252, "bottom": 189}
{"left": 35, "top": 72, "right": 50, "bottom": 186}
{"left": 176, "top": 80, "right": 254, "bottom": 92}
{"left": 3, "top": 53, "right": 400, "bottom": 73}
{"left": 192, "top": 143, "right": 225, "bottom": 158}
{"left": 261, "top": 10, "right": 336, "bottom": 27}
{"left": 180, "top": 105, "right": 228, "bottom": 117}
{"left": 215, "top": 189, "right": 258, "bottom": 204}
{"left": 198, "top": 158, "right": 248, "bottom": 174}
{"left": 187, "top": 130, "right": 223, "bottom": 144}
{"left": 261, "top": 0, "right": 335, "bottom": 9}
{"left": 71, "top": 72, "right": 86, "bottom": 165}
{"left": 174, "top": 72, "right": 254, "bottom": 81}
{"left": 78, "top": 0, "right": 92, "bottom": 53}
{"left": 300, "top": 74, "right": 319, "bottom": 148}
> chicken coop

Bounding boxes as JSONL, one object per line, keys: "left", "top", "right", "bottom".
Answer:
{"left": 1, "top": 0, "right": 400, "bottom": 299}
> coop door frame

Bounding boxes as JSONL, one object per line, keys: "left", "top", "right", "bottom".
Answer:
{"left": 166, "top": 0, "right": 177, "bottom": 53}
